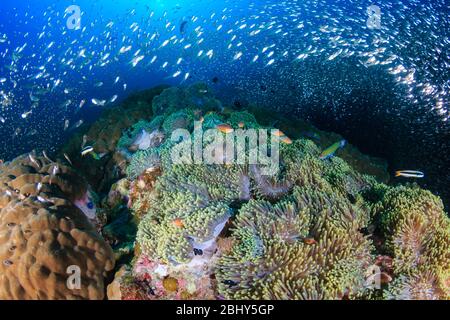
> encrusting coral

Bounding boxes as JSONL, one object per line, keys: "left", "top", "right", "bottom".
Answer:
{"left": 0, "top": 155, "right": 114, "bottom": 299}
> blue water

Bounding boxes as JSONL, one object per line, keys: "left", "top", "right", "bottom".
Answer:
{"left": 0, "top": 0, "right": 449, "bottom": 205}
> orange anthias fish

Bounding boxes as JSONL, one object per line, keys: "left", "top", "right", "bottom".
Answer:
{"left": 216, "top": 123, "right": 234, "bottom": 134}
{"left": 238, "top": 121, "right": 245, "bottom": 128}
{"left": 281, "top": 136, "right": 292, "bottom": 144}
{"left": 271, "top": 128, "right": 292, "bottom": 144}
{"left": 172, "top": 218, "right": 184, "bottom": 228}
{"left": 272, "top": 129, "right": 285, "bottom": 137}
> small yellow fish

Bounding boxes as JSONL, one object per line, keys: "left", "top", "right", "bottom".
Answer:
{"left": 319, "top": 140, "right": 346, "bottom": 160}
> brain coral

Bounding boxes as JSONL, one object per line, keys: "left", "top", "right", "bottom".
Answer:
{"left": 0, "top": 155, "right": 114, "bottom": 299}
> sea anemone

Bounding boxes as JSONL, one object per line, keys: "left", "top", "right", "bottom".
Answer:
{"left": 215, "top": 186, "right": 373, "bottom": 300}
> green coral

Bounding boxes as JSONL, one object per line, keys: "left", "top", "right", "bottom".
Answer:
{"left": 202, "top": 112, "right": 224, "bottom": 130}
{"left": 136, "top": 167, "right": 236, "bottom": 263}
{"left": 227, "top": 111, "right": 260, "bottom": 129}
{"left": 127, "top": 103, "right": 448, "bottom": 300}
{"left": 216, "top": 187, "right": 373, "bottom": 299}
{"left": 126, "top": 148, "right": 160, "bottom": 179}
{"left": 369, "top": 185, "right": 450, "bottom": 299}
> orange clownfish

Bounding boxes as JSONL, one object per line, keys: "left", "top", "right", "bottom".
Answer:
{"left": 216, "top": 123, "right": 234, "bottom": 134}
{"left": 172, "top": 218, "right": 184, "bottom": 228}
{"left": 281, "top": 136, "right": 293, "bottom": 144}
{"left": 303, "top": 238, "right": 317, "bottom": 245}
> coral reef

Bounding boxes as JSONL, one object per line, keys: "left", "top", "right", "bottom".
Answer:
{"left": 106, "top": 254, "right": 218, "bottom": 300}
{"left": 216, "top": 187, "right": 373, "bottom": 299}
{"left": 53, "top": 83, "right": 448, "bottom": 300}
{"left": 58, "top": 85, "right": 168, "bottom": 192}
{"left": 0, "top": 155, "right": 114, "bottom": 299}
{"left": 368, "top": 184, "right": 450, "bottom": 299}
{"left": 247, "top": 105, "right": 390, "bottom": 183}
{"left": 126, "top": 148, "right": 161, "bottom": 180}
{"left": 152, "top": 83, "right": 222, "bottom": 116}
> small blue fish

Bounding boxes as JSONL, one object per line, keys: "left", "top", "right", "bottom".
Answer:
{"left": 395, "top": 170, "right": 424, "bottom": 178}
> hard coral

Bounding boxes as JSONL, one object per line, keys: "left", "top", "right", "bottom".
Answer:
{"left": 0, "top": 155, "right": 114, "bottom": 299}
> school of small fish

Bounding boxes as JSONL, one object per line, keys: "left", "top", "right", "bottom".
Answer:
{"left": 0, "top": 0, "right": 448, "bottom": 160}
